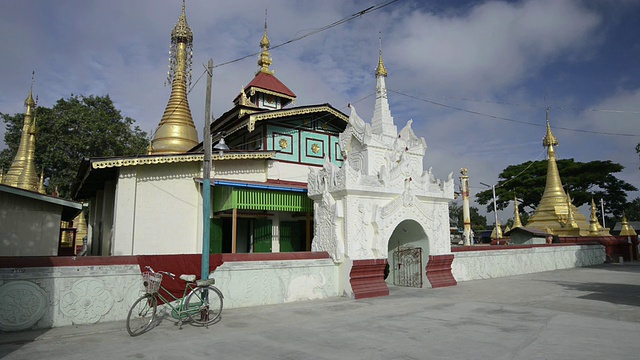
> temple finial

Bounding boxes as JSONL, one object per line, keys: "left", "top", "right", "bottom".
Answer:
{"left": 542, "top": 107, "right": 558, "bottom": 148}
{"left": 375, "top": 31, "right": 387, "bottom": 77}
{"left": 257, "top": 9, "right": 274, "bottom": 75}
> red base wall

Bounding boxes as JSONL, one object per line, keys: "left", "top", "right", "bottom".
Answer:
{"left": 425, "top": 254, "right": 457, "bottom": 288}
{"left": 349, "top": 259, "right": 390, "bottom": 299}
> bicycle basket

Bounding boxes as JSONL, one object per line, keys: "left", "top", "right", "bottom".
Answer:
{"left": 142, "top": 272, "right": 162, "bottom": 294}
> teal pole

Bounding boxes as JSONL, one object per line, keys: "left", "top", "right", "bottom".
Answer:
{"left": 201, "top": 59, "right": 213, "bottom": 280}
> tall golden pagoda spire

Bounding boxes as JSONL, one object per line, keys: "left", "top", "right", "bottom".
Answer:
{"left": 513, "top": 195, "right": 523, "bottom": 228}
{"left": 526, "top": 109, "right": 589, "bottom": 235}
{"left": 4, "top": 77, "right": 40, "bottom": 192}
{"left": 150, "top": 0, "right": 198, "bottom": 154}
{"left": 257, "top": 10, "right": 274, "bottom": 75}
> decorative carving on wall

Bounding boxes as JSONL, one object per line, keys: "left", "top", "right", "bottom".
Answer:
{"left": 309, "top": 102, "right": 454, "bottom": 262}
{"left": 60, "top": 278, "right": 114, "bottom": 324}
{"left": 0, "top": 281, "right": 48, "bottom": 331}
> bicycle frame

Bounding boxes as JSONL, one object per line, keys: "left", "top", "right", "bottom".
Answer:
{"left": 152, "top": 281, "right": 199, "bottom": 320}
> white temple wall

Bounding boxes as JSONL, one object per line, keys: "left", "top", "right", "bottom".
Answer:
{"left": 0, "top": 264, "right": 141, "bottom": 331}
{"left": 213, "top": 258, "right": 339, "bottom": 308}
{"left": 214, "top": 159, "right": 267, "bottom": 182}
{"left": 131, "top": 163, "right": 202, "bottom": 255}
{"left": 451, "top": 244, "right": 606, "bottom": 282}
{"left": 267, "top": 161, "right": 311, "bottom": 183}
{"left": 109, "top": 163, "right": 202, "bottom": 255}
{"left": 112, "top": 168, "right": 137, "bottom": 255}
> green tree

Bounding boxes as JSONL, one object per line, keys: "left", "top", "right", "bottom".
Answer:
{"left": 475, "top": 159, "right": 637, "bottom": 225}
{"left": 1, "top": 94, "right": 148, "bottom": 198}
{"left": 624, "top": 197, "right": 640, "bottom": 221}
{"left": 449, "top": 201, "right": 487, "bottom": 231}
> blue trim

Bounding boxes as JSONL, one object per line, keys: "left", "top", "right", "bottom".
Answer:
{"left": 213, "top": 179, "right": 307, "bottom": 193}
{"left": 194, "top": 178, "right": 308, "bottom": 193}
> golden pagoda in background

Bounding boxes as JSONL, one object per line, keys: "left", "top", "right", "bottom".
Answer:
{"left": 619, "top": 212, "right": 637, "bottom": 236}
{"left": 525, "top": 109, "right": 600, "bottom": 236}
{"left": 150, "top": 0, "right": 199, "bottom": 154}
{"left": 2, "top": 80, "right": 45, "bottom": 194}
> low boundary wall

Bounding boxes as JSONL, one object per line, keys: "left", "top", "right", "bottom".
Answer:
{"left": 0, "top": 252, "right": 338, "bottom": 332}
{"left": 451, "top": 244, "right": 606, "bottom": 282}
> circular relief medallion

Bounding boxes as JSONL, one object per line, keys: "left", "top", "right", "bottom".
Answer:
{"left": 311, "top": 143, "right": 320, "bottom": 154}
{"left": 0, "top": 281, "right": 48, "bottom": 331}
{"left": 279, "top": 138, "right": 288, "bottom": 149}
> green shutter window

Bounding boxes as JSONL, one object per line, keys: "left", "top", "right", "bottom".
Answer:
{"left": 213, "top": 186, "right": 313, "bottom": 212}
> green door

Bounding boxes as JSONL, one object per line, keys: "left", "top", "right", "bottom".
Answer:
{"left": 254, "top": 219, "right": 272, "bottom": 252}
{"left": 210, "top": 218, "right": 223, "bottom": 254}
{"left": 280, "top": 221, "right": 304, "bottom": 252}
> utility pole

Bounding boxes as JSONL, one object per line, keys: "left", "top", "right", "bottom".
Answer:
{"left": 201, "top": 58, "right": 213, "bottom": 281}
{"left": 480, "top": 182, "right": 500, "bottom": 239}
{"left": 600, "top": 198, "right": 606, "bottom": 228}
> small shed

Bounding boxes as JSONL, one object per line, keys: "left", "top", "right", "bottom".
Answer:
{"left": 0, "top": 184, "right": 83, "bottom": 256}
{"left": 504, "top": 227, "right": 552, "bottom": 245}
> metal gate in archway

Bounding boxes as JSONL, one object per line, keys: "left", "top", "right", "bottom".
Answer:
{"left": 393, "top": 246, "right": 423, "bottom": 288}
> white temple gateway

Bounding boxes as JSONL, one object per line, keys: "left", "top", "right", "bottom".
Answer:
{"left": 308, "top": 48, "right": 456, "bottom": 298}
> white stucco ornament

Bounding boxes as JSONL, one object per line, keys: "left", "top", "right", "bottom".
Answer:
{"left": 309, "top": 67, "right": 453, "bottom": 263}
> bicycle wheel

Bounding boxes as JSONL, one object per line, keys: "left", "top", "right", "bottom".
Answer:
{"left": 185, "top": 285, "right": 223, "bottom": 327}
{"left": 126, "top": 294, "right": 157, "bottom": 336}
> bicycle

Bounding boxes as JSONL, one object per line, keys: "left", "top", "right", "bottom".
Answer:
{"left": 126, "top": 266, "right": 223, "bottom": 336}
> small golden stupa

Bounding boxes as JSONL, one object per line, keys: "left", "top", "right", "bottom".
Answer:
{"left": 619, "top": 212, "right": 637, "bottom": 236}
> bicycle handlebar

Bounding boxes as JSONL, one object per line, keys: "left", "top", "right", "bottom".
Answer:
{"left": 144, "top": 266, "right": 175, "bottom": 279}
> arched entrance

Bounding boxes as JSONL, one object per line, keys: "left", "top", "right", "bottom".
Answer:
{"left": 386, "top": 220, "right": 429, "bottom": 287}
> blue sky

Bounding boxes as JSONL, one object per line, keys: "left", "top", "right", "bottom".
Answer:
{"left": 1, "top": 0, "right": 639, "bottom": 222}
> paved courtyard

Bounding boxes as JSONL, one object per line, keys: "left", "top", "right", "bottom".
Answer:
{"left": 2, "top": 262, "right": 640, "bottom": 359}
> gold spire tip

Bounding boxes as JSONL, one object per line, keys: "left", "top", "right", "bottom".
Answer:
{"left": 375, "top": 32, "right": 387, "bottom": 77}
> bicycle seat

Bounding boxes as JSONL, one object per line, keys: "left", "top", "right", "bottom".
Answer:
{"left": 196, "top": 278, "right": 216, "bottom": 287}
{"left": 179, "top": 274, "right": 196, "bottom": 282}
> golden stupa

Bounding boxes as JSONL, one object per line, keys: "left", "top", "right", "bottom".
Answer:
{"left": 525, "top": 109, "right": 592, "bottom": 236}
{"left": 150, "top": 0, "right": 199, "bottom": 154}
{"left": 512, "top": 195, "right": 523, "bottom": 229}
{"left": 2, "top": 81, "right": 44, "bottom": 194}
{"left": 619, "top": 212, "right": 637, "bottom": 236}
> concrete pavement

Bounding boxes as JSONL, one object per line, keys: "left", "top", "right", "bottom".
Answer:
{"left": 2, "top": 262, "right": 640, "bottom": 359}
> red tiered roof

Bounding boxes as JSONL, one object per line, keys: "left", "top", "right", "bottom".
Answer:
{"left": 245, "top": 72, "right": 296, "bottom": 98}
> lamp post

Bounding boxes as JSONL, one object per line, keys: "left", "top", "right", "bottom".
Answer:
{"left": 480, "top": 182, "right": 500, "bottom": 239}
{"left": 201, "top": 59, "right": 213, "bottom": 281}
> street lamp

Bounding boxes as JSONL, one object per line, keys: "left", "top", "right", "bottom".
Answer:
{"left": 480, "top": 182, "right": 500, "bottom": 239}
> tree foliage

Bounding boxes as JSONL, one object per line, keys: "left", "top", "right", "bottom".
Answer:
{"left": 1, "top": 94, "right": 148, "bottom": 198}
{"left": 475, "top": 159, "right": 637, "bottom": 224}
{"left": 449, "top": 201, "right": 487, "bottom": 230}
{"left": 625, "top": 197, "right": 640, "bottom": 222}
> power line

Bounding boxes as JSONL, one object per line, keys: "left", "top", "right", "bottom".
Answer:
{"left": 388, "top": 89, "right": 640, "bottom": 138}
{"left": 212, "top": 0, "right": 400, "bottom": 70}
{"left": 434, "top": 94, "right": 640, "bottom": 115}
{"left": 154, "top": 1, "right": 399, "bottom": 139}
